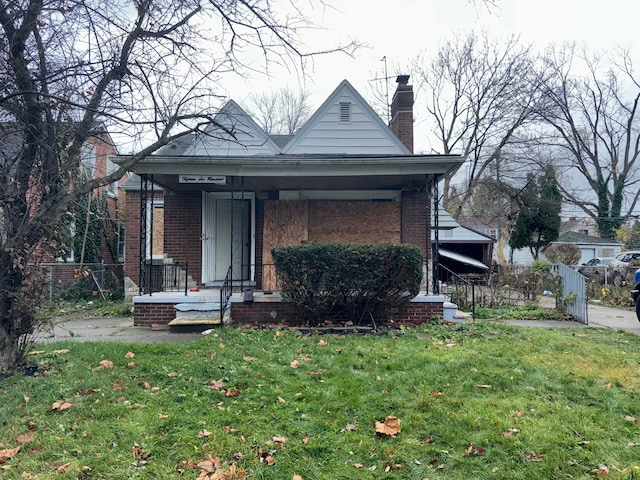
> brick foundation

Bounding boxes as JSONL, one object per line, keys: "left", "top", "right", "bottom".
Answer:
{"left": 132, "top": 297, "right": 444, "bottom": 328}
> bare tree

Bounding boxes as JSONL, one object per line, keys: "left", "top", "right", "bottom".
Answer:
{"left": 412, "top": 31, "right": 546, "bottom": 217}
{"left": 0, "top": 0, "right": 357, "bottom": 371}
{"left": 536, "top": 45, "right": 640, "bottom": 238}
{"left": 247, "top": 87, "right": 312, "bottom": 135}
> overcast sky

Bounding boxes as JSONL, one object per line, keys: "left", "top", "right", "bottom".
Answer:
{"left": 219, "top": 0, "right": 640, "bottom": 154}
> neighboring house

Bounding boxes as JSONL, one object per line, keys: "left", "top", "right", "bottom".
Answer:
{"left": 118, "top": 76, "right": 465, "bottom": 326}
{"left": 432, "top": 208, "right": 494, "bottom": 279}
{"left": 546, "top": 231, "right": 623, "bottom": 265}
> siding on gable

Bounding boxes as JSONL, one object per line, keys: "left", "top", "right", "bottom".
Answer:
{"left": 286, "top": 97, "right": 407, "bottom": 155}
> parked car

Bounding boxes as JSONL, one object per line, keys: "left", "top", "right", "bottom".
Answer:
{"left": 631, "top": 268, "right": 640, "bottom": 321}
{"left": 578, "top": 257, "right": 614, "bottom": 278}
{"left": 608, "top": 250, "right": 640, "bottom": 286}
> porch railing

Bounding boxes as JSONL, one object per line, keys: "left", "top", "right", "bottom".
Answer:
{"left": 146, "top": 262, "right": 189, "bottom": 295}
{"left": 439, "top": 264, "right": 480, "bottom": 320}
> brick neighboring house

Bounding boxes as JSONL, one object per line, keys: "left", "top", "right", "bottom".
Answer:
{"left": 1, "top": 123, "right": 125, "bottom": 291}
{"left": 118, "top": 77, "right": 465, "bottom": 327}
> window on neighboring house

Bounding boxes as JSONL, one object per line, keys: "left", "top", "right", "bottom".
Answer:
{"left": 81, "top": 143, "right": 96, "bottom": 176}
{"left": 58, "top": 218, "right": 75, "bottom": 262}
{"left": 339, "top": 102, "right": 351, "bottom": 123}
{"left": 106, "top": 155, "right": 118, "bottom": 197}
{"left": 116, "top": 223, "right": 125, "bottom": 262}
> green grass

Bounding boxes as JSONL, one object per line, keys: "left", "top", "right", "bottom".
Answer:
{"left": 1, "top": 323, "right": 640, "bottom": 479}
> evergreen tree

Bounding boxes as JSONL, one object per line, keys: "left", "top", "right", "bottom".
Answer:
{"left": 509, "top": 165, "right": 562, "bottom": 259}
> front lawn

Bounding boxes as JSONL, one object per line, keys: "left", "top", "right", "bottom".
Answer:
{"left": 1, "top": 322, "right": 640, "bottom": 479}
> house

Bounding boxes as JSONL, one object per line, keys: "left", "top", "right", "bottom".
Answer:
{"left": 432, "top": 208, "right": 494, "bottom": 280}
{"left": 547, "top": 231, "right": 623, "bottom": 265}
{"left": 1, "top": 123, "right": 125, "bottom": 295}
{"left": 117, "top": 76, "right": 465, "bottom": 327}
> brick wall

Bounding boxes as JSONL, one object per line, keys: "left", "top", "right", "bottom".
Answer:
{"left": 132, "top": 298, "right": 443, "bottom": 328}
{"left": 401, "top": 190, "right": 428, "bottom": 257}
{"left": 164, "top": 192, "right": 202, "bottom": 284}
{"left": 125, "top": 190, "right": 141, "bottom": 284}
{"left": 133, "top": 302, "right": 176, "bottom": 326}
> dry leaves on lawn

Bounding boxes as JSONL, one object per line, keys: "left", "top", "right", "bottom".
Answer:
{"left": 375, "top": 416, "right": 401, "bottom": 437}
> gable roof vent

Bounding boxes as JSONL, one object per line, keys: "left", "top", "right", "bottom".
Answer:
{"left": 339, "top": 102, "right": 351, "bottom": 123}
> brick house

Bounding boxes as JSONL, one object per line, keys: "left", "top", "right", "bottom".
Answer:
{"left": 118, "top": 77, "right": 464, "bottom": 327}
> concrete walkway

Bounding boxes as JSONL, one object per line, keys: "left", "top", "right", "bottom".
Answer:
{"left": 36, "top": 302, "right": 640, "bottom": 344}
{"left": 502, "top": 303, "right": 640, "bottom": 336}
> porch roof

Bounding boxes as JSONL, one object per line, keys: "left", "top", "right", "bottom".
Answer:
{"left": 115, "top": 153, "right": 465, "bottom": 192}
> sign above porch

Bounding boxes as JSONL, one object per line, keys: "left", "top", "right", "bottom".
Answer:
{"left": 179, "top": 175, "right": 226, "bottom": 184}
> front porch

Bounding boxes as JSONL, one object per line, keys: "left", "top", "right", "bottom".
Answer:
{"left": 132, "top": 287, "right": 447, "bottom": 329}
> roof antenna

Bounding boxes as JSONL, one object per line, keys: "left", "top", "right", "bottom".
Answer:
{"left": 371, "top": 56, "right": 391, "bottom": 124}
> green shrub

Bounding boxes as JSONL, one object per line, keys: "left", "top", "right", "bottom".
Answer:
{"left": 272, "top": 242, "right": 422, "bottom": 326}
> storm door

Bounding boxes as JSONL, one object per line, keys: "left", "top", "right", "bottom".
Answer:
{"left": 202, "top": 193, "right": 252, "bottom": 283}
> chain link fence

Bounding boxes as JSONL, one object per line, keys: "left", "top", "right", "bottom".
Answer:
{"left": 42, "top": 262, "right": 124, "bottom": 301}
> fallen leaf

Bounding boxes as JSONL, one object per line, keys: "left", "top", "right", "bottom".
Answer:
{"left": 113, "top": 380, "right": 124, "bottom": 391}
{"left": 353, "top": 463, "right": 363, "bottom": 468}
{"left": 278, "top": 397, "right": 287, "bottom": 404}
{"left": 53, "top": 349, "right": 70, "bottom": 354}
{"left": 375, "top": 416, "right": 401, "bottom": 437}
{"left": 77, "top": 388, "right": 101, "bottom": 396}
{"left": 243, "top": 356, "right": 257, "bottom": 361}
{"left": 25, "top": 421, "right": 37, "bottom": 431}
{"left": 572, "top": 333, "right": 586, "bottom": 338}
{"left": 225, "top": 389, "right": 241, "bottom": 397}
{"left": 345, "top": 423, "right": 357, "bottom": 431}
{"left": 272, "top": 436, "right": 287, "bottom": 445}
{"left": 625, "top": 415, "right": 640, "bottom": 424}
{"left": 293, "top": 475, "right": 303, "bottom": 480}
{"left": 51, "top": 400, "right": 73, "bottom": 411}
{"left": 523, "top": 451, "right": 546, "bottom": 461}
{"left": 317, "top": 339, "right": 327, "bottom": 347}
{"left": 197, "top": 430, "right": 212, "bottom": 438}
{"left": 97, "top": 359, "right": 113, "bottom": 369}
{"left": 0, "top": 447, "right": 20, "bottom": 463}
{"left": 16, "top": 433, "right": 34, "bottom": 445}
{"left": 432, "top": 390, "right": 443, "bottom": 396}
{"left": 158, "top": 414, "right": 168, "bottom": 419}
{"left": 222, "top": 426, "right": 236, "bottom": 434}
{"left": 290, "top": 360, "right": 300, "bottom": 368}
{"left": 28, "top": 350, "right": 45, "bottom": 355}
{"left": 476, "top": 385, "right": 492, "bottom": 389}
{"left": 125, "top": 352, "right": 135, "bottom": 358}
{"left": 301, "top": 433, "right": 309, "bottom": 445}
{"left": 218, "top": 343, "right": 226, "bottom": 349}
{"left": 54, "top": 462, "right": 71, "bottom": 473}
{"left": 208, "top": 380, "right": 225, "bottom": 390}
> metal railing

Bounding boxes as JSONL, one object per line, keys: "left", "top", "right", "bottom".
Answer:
{"left": 220, "top": 266, "right": 234, "bottom": 317}
{"left": 146, "top": 262, "right": 189, "bottom": 295}
{"left": 439, "top": 264, "right": 480, "bottom": 320}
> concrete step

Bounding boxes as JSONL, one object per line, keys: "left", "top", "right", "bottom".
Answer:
{"left": 168, "top": 316, "right": 221, "bottom": 326}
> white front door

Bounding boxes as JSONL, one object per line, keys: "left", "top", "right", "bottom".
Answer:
{"left": 202, "top": 193, "right": 252, "bottom": 283}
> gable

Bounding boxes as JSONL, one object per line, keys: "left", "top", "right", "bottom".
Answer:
{"left": 283, "top": 80, "right": 410, "bottom": 155}
{"left": 181, "top": 100, "right": 280, "bottom": 156}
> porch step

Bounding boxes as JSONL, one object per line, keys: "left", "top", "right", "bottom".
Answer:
{"left": 443, "top": 301, "right": 471, "bottom": 323}
{"left": 169, "top": 302, "right": 222, "bottom": 326}
{"left": 168, "top": 316, "right": 221, "bottom": 326}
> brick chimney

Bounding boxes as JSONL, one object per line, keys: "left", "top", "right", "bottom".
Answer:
{"left": 390, "top": 74, "right": 414, "bottom": 153}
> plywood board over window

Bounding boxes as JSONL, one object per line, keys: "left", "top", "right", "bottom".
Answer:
{"left": 152, "top": 205, "right": 164, "bottom": 256}
{"left": 309, "top": 201, "right": 400, "bottom": 244}
{"left": 262, "top": 200, "right": 309, "bottom": 289}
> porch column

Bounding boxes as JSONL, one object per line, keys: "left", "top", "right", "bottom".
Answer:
{"left": 432, "top": 175, "right": 440, "bottom": 295}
